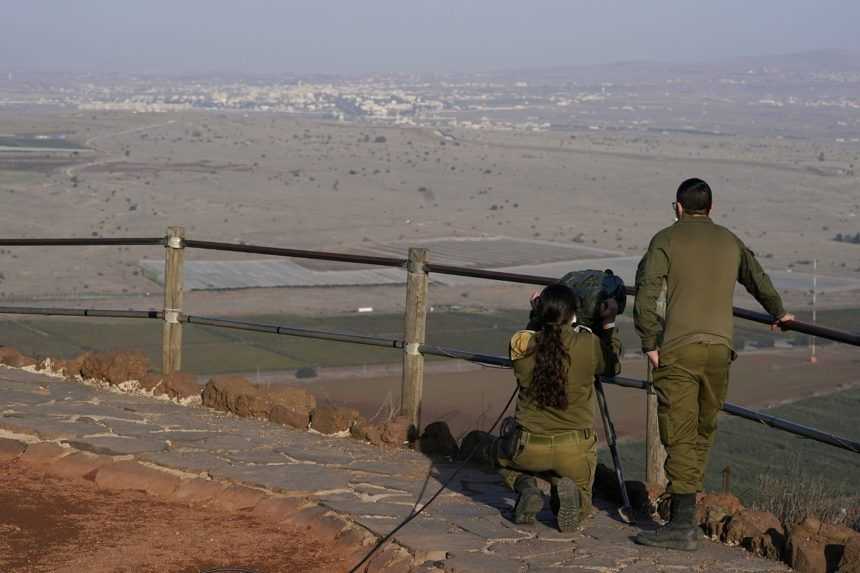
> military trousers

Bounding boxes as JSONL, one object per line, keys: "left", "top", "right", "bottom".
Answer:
{"left": 653, "top": 342, "right": 732, "bottom": 495}
{"left": 497, "top": 428, "right": 597, "bottom": 520}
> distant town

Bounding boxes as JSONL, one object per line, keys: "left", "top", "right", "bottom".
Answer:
{"left": 2, "top": 51, "right": 860, "bottom": 140}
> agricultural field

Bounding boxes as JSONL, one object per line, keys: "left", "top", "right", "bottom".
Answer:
{"left": 1, "top": 307, "right": 855, "bottom": 375}
{"left": 602, "top": 387, "right": 860, "bottom": 507}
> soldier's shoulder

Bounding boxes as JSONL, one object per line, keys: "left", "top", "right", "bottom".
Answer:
{"left": 510, "top": 330, "right": 537, "bottom": 360}
{"left": 710, "top": 222, "right": 745, "bottom": 247}
{"left": 647, "top": 225, "right": 675, "bottom": 248}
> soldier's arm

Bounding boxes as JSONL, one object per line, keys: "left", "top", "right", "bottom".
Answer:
{"left": 594, "top": 327, "right": 622, "bottom": 377}
{"left": 510, "top": 330, "right": 535, "bottom": 361}
{"left": 634, "top": 234, "right": 670, "bottom": 352}
{"left": 737, "top": 241, "right": 786, "bottom": 319}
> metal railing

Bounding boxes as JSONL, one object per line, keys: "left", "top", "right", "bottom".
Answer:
{"left": 0, "top": 232, "right": 857, "bottom": 465}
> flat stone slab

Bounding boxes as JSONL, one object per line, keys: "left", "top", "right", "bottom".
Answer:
{"left": 0, "top": 366, "right": 789, "bottom": 572}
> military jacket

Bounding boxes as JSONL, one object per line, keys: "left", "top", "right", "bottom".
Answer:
{"left": 510, "top": 325, "right": 621, "bottom": 435}
{"left": 634, "top": 214, "right": 786, "bottom": 354}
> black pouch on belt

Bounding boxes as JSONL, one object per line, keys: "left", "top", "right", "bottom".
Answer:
{"left": 498, "top": 416, "right": 522, "bottom": 460}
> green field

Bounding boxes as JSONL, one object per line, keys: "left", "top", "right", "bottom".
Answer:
{"left": 0, "top": 136, "right": 84, "bottom": 150}
{"left": 0, "top": 306, "right": 854, "bottom": 375}
{"left": 0, "top": 309, "right": 530, "bottom": 374}
{"left": 599, "top": 387, "right": 860, "bottom": 506}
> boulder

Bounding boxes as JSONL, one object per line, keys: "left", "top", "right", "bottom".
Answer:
{"left": 201, "top": 375, "right": 269, "bottom": 418}
{"left": 0, "top": 437, "right": 28, "bottom": 462}
{"left": 787, "top": 516, "right": 857, "bottom": 573}
{"left": 697, "top": 492, "right": 744, "bottom": 539}
{"left": 418, "top": 421, "right": 459, "bottom": 459}
{"left": 138, "top": 373, "right": 164, "bottom": 392}
{"left": 270, "top": 405, "right": 310, "bottom": 429}
{"left": 351, "top": 419, "right": 383, "bottom": 445}
{"left": 723, "top": 509, "right": 785, "bottom": 560}
{"left": 80, "top": 351, "right": 149, "bottom": 384}
{"left": 311, "top": 406, "right": 360, "bottom": 435}
{"left": 839, "top": 535, "right": 860, "bottom": 573}
{"left": 380, "top": 415, "right": 412, "bottom": 446}
{"left": 62, "top": 352, "right": 91, "bottom": 377}
{"left": 0, "top": 347, "right": 36, "bottom": 368}
{"left": 161, "top": 372, "right": 201, "bottom": 400}
{"left": 266, "top": 386, "right": 316, "bottom": 427}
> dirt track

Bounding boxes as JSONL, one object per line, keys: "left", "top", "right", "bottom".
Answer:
{"left": 0, "top": 462, "right": 348, "bottom": 573}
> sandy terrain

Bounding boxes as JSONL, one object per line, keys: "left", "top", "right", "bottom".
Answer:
{"left": 0, "top": 461, "right": 349, "bottom": 573}
{"left": 0, "top": 109, "right": 858, "bottom": 318}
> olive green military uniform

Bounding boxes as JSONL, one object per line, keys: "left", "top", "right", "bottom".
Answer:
{"left": 498, "top": 325, "right": 621, "bottom": 519}
{"left": 634, "top": 213, "right": 785, "bottom": 495}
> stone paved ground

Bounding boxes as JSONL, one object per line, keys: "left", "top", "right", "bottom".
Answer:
{"left": 0, "top": 366, "right": 789, "bottom": 572}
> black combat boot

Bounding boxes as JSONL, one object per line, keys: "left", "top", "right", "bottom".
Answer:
{"left": 550, "top": 477, "right": 581, "bottom": 533}
{"left": 634, "top": 493, "right": 698, "bottom": 551}
{"left": 512, "top": 475, "right": 543, "bottom": 524}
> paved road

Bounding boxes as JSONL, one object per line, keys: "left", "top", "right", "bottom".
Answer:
{"left": 0, "top": 367, "right": 787, "bottom": 572}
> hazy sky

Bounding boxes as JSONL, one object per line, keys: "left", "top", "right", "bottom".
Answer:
{"left": 3, "top": 1, "right": 860, "bottom": 74}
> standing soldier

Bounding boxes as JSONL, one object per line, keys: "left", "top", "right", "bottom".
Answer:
{"left": 633, "top": 178, "right": 794, "bottom": 551}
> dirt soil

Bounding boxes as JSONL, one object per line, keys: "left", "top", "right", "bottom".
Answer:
{"left": 0, "top": 462, "right": 350, "bottom": 573}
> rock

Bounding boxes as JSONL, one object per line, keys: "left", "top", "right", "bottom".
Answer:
{"left": 267, "top": 386, "right": 316, "bottom": 414}
{"left": 202, "top": 375, "right": 269, "bottom": 418}
{"left": 788, "top": 519, "right": 828, "bottom": 573}
{"left": 270, "top": 405, "right": 309, "bottom": 429}
{"left": 311, "top": 406, "right": 359, "bottom": 435}
{"left": 380, "top": 415, "right": 412, "bottom": 446}
{"left": 787, "top": 516, "right": 857, "bottom": 573}
{"left": 209, "top": 484, "right": 266, "bottom": 512}
{"left": 63, "top": 352, "right": 91, "bottom": 377}
{"left": 0, "top": 437, "right": 28, "bottom": 462}
{"left": 697, "top": 492, "right": 744, "bottom": 539}
{"left": 723, "top": 509, "right": 785, "bottom": 560}
{"left": 418, "top": 421, "right": 459, "bottom": 458}
{"left": 839, "top": 535, "right": 860, "bottom": 573}
{"left": 80, "top": 351, "right": 149, "bottom": 385}
{"left": 351, "top": 419, "right": 383, "bottom": 445}
{"left": 0, "top": 347, "right": 36, "bottom": 368}
{"left": 94, "top": 460, "right": 180, "bottom": 497}
{"left": 161, "top": 372, "right": 201, "bottom": 399}
{"left": 139, "top": 373, "right": 164, "bottom": 392}
{"left": 266, "top": 386, "right": 316, "bottom": 428}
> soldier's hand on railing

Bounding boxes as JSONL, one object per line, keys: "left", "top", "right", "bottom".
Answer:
{"left": 771, "top": 312, "right": 796, "bottom": 332}
{"left": 646, "top": 350, "right": 660, "bottom": 369}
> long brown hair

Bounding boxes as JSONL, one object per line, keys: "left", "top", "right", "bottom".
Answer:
{"left": 531, "top": 284, "right": 577, "bottom": 409}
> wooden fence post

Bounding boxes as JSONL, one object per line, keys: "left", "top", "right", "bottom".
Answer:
{"left": 402, "top": 247, "right": 429, "bottom": 437}
{"left": 645, "top": 361, "right": 668, "bottom": 489}
{"left": 162, "top": 226, "right": 185, "bottom": 375}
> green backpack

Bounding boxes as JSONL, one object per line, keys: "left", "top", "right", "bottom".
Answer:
{"left": 529, "top": 269, "right": 627, "bottom": 330}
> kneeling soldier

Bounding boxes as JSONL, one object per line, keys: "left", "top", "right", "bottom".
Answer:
{"left": 497, "top": 284, "right": 620, "bottom": 532}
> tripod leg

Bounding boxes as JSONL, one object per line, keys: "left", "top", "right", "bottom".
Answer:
{"left": 595, "top": 377, "right": 634, "bottom": 523}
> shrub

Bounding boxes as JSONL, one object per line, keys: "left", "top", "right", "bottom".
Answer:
{"left": 752, "top": 470, "right": 860, "bottom": 531}
{"left": 295, "top": 366, "right": 318, "bottom": 379}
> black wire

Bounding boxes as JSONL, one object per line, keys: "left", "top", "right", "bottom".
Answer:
{"left": 347, "top": 386, "right": 518, "bottom": 573}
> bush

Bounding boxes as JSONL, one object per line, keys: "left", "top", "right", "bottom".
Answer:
{"left": 295, "top": 366, "right": 318, "bottom": 379}
{"left": 752, "top": 470, "right": 860, "bottom": 531}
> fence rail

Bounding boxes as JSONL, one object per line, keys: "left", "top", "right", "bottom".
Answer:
{"left": 0, "top": 232, "right": 858, "bottom": 487}
{"left": 0, "top": 304, "right": 858, "bottom": 455}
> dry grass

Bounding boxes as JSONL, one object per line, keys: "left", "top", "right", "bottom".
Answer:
{"left": 752, "top": 470, "right": 860, "bottom": 532}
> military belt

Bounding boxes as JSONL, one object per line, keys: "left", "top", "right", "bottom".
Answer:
{"left": 521, "top": 428, "right": 593, "bottom": 445}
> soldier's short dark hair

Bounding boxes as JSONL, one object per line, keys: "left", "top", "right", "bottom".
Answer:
{"left": 676, "top": 178, "right": 712, "bottom": 213}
